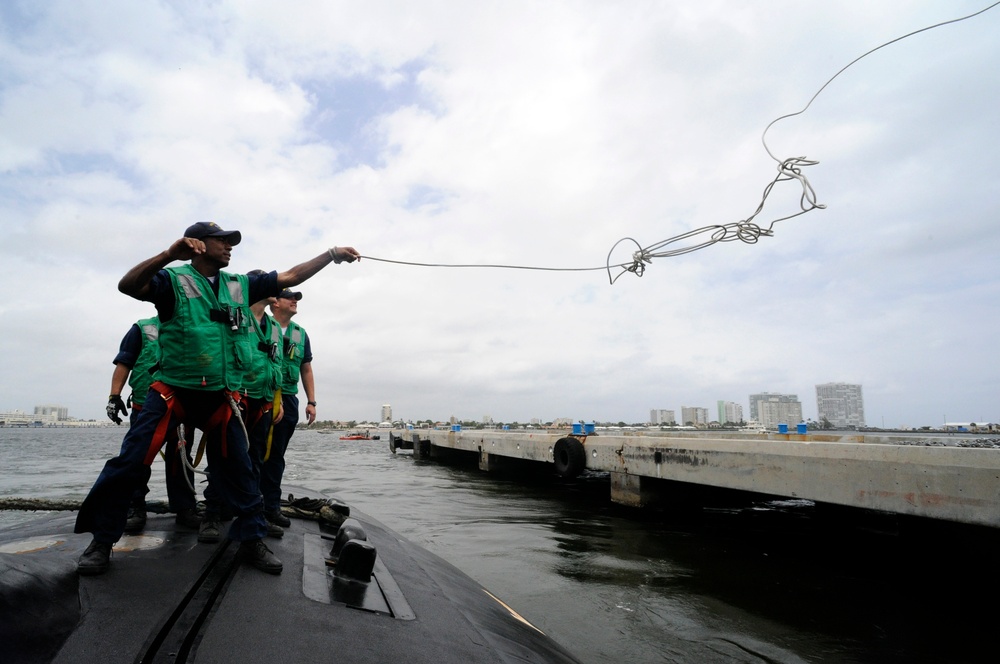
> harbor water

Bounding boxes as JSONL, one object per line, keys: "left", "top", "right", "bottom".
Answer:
{"left": 1, "top": 427, "right": 996, "bottom": 663}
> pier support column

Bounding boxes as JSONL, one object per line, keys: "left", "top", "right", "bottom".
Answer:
{"left": 479, "top": 447, "right": 501, "bottom": 472}
{"left": 413, "top": 438, "right": 431, "bottom": 460}
{"left": 610, "top": 472, "right": 657, "bottom": 508}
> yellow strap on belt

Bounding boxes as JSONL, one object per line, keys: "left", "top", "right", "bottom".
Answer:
{"left": 264, "top": 389, "right": 281, "bottom": 462}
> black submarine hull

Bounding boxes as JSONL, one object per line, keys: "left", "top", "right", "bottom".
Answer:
{"left": 0, "top": 487, "right": 582, "bottom": 664}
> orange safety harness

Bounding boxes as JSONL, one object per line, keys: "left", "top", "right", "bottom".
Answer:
{"left": 143, "top": 381, "right": 243, "bottom": 466}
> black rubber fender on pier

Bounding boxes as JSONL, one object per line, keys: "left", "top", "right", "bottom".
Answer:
{"left": 553, "top": 437, "right": 586, "bottom": 478}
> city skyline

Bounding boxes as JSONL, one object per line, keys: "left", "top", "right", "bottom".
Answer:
{"left": 651, "top": 387, "right": 819, "bottom": 427}
{"left": 650, "top": 384, "right": 865, "bottom": 428}
{"left": 3, "top": 399, "right": 995, "bottom": 430}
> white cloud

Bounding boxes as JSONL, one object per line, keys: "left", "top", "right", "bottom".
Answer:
{"left": 1, "top": 1, "right": 998, "bottom": 427}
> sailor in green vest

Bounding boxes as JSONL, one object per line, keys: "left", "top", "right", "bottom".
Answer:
{"left": 106, "top": 317, "right": 199, "bottom": 533}
{"left": 261, "top": 287, "right": 315, "bottom": 529}
{"left": 199, "top": 270, "right": 286, "bottom": 543}
{"left": 76, "top": 221, "right": 359, "bottom": 576}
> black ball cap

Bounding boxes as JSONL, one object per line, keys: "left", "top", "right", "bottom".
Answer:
{"left": 184, "top": 221, "right": 242, "bottom": 246}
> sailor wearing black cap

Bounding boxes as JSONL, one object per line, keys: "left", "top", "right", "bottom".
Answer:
{"left": 260, "top": 286, "right": 314, "bottom": 529}
{"left": 75, "top": 222, "right": 359, "bottom": 576}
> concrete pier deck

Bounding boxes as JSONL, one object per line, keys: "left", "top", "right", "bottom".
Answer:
{"left": 390, "top": 430, "right": 1000, "bottom": 529}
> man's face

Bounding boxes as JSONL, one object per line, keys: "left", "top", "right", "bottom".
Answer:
{"left": 270, "top": 296, "right": 298, "bottom": 317}
{"left": 202, "top": 236, "right": 235, "bottom": 267}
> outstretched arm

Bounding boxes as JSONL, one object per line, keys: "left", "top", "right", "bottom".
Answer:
{"left": 276, "top": 246, "right": 360, "bottom": 290}
{"left": 119, "top": 238, "right": 207, "bottom": 300}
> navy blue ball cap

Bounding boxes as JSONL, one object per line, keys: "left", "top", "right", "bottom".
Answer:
{"left": 247, "top": 269, "right": 268, "bottom": 277}
{"left": 184, "top": 221, "right": 242, "bottom": 246}
{"left": 277, "top": 288, "right": 302, "bottom": 300}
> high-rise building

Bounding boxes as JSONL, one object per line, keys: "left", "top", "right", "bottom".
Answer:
{"left": 35, "top": 405, "right": 68, "bottom": 421}
{"left": 717, "top": 401, "right": 744, "bottom": 425}
{"left": 748, "top": 393, "right": 802, "bottom": 429}
{"left": 381, "top": 404, "right": 392, "bottom": 423}
{"left": 650, "top": 409, "right": 676, "bottom": 425}
{"left": 816, "top": 383, "right": 865, "bottom": 428}
{"left": 680, "top": 406, "right": 709, "bottom": 426}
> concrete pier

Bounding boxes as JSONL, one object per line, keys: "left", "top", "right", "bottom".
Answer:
{"left": 389, "top": 430, "right": 1000, "bottom": 529}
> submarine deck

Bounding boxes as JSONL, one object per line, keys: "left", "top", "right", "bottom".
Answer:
{"left": 0, "top": 487, "right": 580, "bottom": 664}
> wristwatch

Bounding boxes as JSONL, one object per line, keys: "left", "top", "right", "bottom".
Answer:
{"left": 307, "top": 401, "right": 317, "bottom": 406}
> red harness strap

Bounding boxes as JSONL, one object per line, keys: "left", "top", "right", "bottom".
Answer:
{"left": 202, "top": 390, "right": 243, "bottom": 459}
{"left": 144, "top": 381, "right": 186, "bottom": 466}
{"left": 245, "top": 399, "right": 273, "bottom": 433}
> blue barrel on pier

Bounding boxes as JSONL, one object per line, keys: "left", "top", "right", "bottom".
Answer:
{"left": 796, "top": 423, "right": 808, "bottom": 434}
{"left": 778, "top": 423, "right": 789, "bottom": 434}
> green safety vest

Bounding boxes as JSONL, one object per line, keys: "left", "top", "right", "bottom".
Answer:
{"left": 128, "top": 316, "right": 160, "bottom": 406}
{"left": 243, "top": 312, "right": 283, "bottom": 400}
{"left": 155, "top": 265, "right": 254, "bottom": 392}
{"left": 279, "top": 321, "right": 307, "bottom": 394}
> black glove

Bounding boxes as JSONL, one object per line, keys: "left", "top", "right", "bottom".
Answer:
{"left": 107, "top": 394, "right": 128, "bottom": 425}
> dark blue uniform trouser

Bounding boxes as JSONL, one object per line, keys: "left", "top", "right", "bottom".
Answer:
{"left": 245, "top": 397, "right": 275, "bottom": 492}
{"left": 204, "top": 396, "right": 273, "bottom": 516}
{"left": 75, "top": 386, "right": 267, "bottom": 543}
{"left": 261, "top": 393, "right": 298, "bottom": 512}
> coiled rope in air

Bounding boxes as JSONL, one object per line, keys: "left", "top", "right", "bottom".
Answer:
{"left": 362, "top": 2, "right": 998, "bottom": 285}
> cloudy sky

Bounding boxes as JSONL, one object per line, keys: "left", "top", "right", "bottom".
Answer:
{"left": 1, "top": 1, "right": 997, "bottom": 428}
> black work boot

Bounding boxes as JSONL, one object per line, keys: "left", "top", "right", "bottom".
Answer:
{"left": 124, "top": 502, "right": 147, "bottom": 533}
{"left": 239, "top": 538, "right": 283, "bottom": 574}
{"left": 265, "top": 508, "right": 290, "bottom": 528}
{"left": 198, "top": 515, "right": 222, "bottom": 543}
{"left": 175, "top": 507, "right": 202, "bottom": 530}
{"left": 77, "top": 539, "right": 113, "bottom": 576}
{"left": 265, "top": 520, "right": 284, "bottom": 539}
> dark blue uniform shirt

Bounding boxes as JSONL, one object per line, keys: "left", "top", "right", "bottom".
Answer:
{"left": 145, "top": 269, "right": 279, "bottom": 323}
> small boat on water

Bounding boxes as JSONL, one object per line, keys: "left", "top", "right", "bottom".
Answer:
{"left": 741, "top": 420, "right": 767, "bottom": 433}
{"left": 0, "top": 486, "right": 581, "bottom": 664}
{"left": 339, "top": 431, "right": 379, "bottom": 441}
